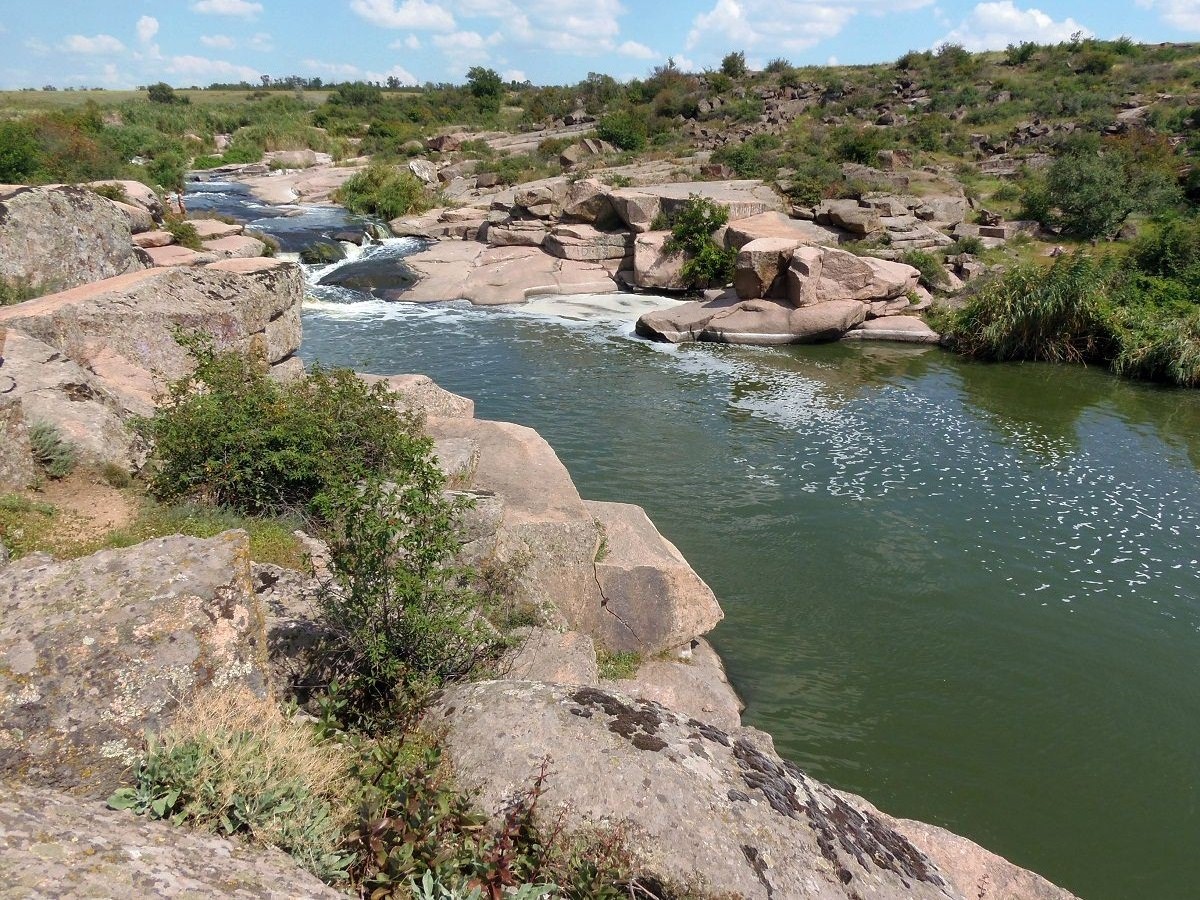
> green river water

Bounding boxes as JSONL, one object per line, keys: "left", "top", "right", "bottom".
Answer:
{"left": 299, "top": 292, "right": 1200, "bottom": 900}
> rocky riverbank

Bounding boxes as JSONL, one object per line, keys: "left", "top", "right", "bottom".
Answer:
{"left": 0, "top": 179, "right": 1076, "bottom": 898}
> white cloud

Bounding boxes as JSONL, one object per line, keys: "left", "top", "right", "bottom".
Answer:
{"left": 302, "top": 58, "right": 419, "bottom": 85}
{"left": 136, "top": 16, "right": 159, "bottom": 44}
{"left": 1136, "top": 0, "right": 1200, "bottom": 31}
{"left": 617, "top": 40, "right": 656, "bottom": 60}
{"left": 503, "top": 68, "right": 527, "bottom": 82}
{"left": 58, "top": 34, "right": 127, "bottom": 54}
{"left": 169, "top": 54, "right": 261, "bottom": 82}
{"left": 24, "top": 37, "right": 50, "bottom": 54}
{"left": 191, "top": 0, "right": 264, "bottom": 19}
{"left": 350, "top": 0, "right": 456, "bottom": 30}
{"left": 939, "top": 2, "right": 1091, "bottom": 51}
{"left": 200, "top": 34, "right": 237, "bottom": 48}
{"left": 685, "top": 0, "right": 933, "bottom": 56}
{"left": 248, "top": 32, "right": 274, "bottom": 50}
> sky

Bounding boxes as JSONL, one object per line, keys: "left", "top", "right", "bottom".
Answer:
{"left": 1, "top": 1, "right": 1198, "bottom": 90}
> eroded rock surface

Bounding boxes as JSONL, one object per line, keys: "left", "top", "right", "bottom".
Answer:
{"left": 0, "top": 185, "right": 147, "bottom": 292}
{"left": 432, "top": 680, "right": 961, "bottom": 900}
{"left": 0, "top": 531, "right": 268, "bottom": 797}
{"left": 0, "top": 781, "right": 342, "bottom": 899}
{"left": 0, "top": 260, "right": 303, "bottom": 407}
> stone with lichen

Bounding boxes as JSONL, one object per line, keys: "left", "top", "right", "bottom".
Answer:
{"left": 0, "top": 531, "right": 269, "bottom": 798}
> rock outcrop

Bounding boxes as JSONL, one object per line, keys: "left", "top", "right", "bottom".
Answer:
{"left": 431, "top": 680, "right": 1074, "bottom": 900}
{"left": 0, "top": 781, "right": 342, "bottom": 899}
{"left": 400, "top": 242, "right": 620, "bottom": 305}
{"left": 0, "top": 185, "right": 147, "bottom": 292}
{"left": 0, "top": 259, "right": 303, "bottom": 411}
{"left": 0, "top": 328, "right": 145, "bottom": 468}
{"left": 0, "top": 532, "right": 268, "bottom": 797}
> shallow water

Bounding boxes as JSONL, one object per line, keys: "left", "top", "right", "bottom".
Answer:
{"left": 210, "top": 185, "right": 1200, "bottom": 900}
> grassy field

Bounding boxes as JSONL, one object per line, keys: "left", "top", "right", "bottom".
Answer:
{"left": 0, "top": 89, "right": 334, "bottom": 114}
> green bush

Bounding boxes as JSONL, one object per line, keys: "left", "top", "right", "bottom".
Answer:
{"left": 28, "top": 422, "right": 76, "bottom": 479}
{"left": 597, "top": 108, "right": 648, "bottom": 152}
{"left": 147, "top": 82, "right": 187, "bottom": 105}
{"left": 663, "top": 195, "right": 736, "bottom": 289}
{"left": 720, "top": 51, "right": 747, "bottom": 79}
{"left": 0, "top": 277, "right": 39, "bottom": 307}
{"left": 902, "top": 250, "right": 949, "bottom": 289}
{"left": 940, "top": 253, "right": 1116, "bottom": 364}
{"left": 165, "top": 218, "right": 203, "bottom": 250}
{"left": 0, "top": 120, "right": 41, "bottom": 182}
{"left": 335, "top": 163, "right": 431, "bottom": 220}
{"left": 314, "top": 476, "right": 498, "bottom": 727}
{"left": 140, "top": 341, "right": 432, "bottom": 520}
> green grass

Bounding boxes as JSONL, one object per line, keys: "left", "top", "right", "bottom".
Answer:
{"left": 597, "top": 650, "right": 643, "bottom": 681}
{"left": 0, "top": 494, "right": 58, "bottom": 558}
{"left": 100, "top": 500, "right": 308, "bottom": 569}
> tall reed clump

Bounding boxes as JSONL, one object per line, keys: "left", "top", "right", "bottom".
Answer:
{"left": 941, "top": 252, "right": 1117, "bottom": 364}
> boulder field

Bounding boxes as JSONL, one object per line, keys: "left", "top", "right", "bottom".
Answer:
{"left": 385, "top": 173, "right": 943, "bottom": 345}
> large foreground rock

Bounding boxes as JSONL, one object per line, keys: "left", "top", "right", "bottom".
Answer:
{"left": 586, "top": 500, "right": 723, "bottom": 654}
{"left": 0, "top": 395, "right": 36, "bottom": 492}
{"left": 0, "top": 782, "right": 341, "bottom": 899}
{"left": 400, "top": 242, "right": 619, "bottom": 305}
{"left": 725, "top": 211, "right": 842, "bottom": 250}
{"left": 0, "top": 259, "right": 303, "bottom": 410}
{"left": 426, "top": 417, "right": 604, "bottom": 632}
{"left": 0, "top": 185, "right": 146, "bottom": 291}
{"left": 611, "top": 637, "right": 743, "bottom": 730}
{"left": 432, "top": 681, "right": 1076, "bottom": 900}
{"left": 0, "top": 532, "right": 268, "bottom": 797}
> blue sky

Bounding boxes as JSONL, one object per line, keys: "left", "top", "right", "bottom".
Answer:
{"left": 1, "top": 1, "right": 1197, "bottom": 90}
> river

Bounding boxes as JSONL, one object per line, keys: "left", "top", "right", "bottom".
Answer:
{"left": 190, "top": 182, "right": 1200, "bottom": 900}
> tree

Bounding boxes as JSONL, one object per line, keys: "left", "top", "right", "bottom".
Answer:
{"left": 146, "top": 82, "right": 183, "bottom": 104}
{"left": 1045, "top": 151, "right": 1134, "bottom": 239}
{"left": 466, "top": 66, "right": 503, "bottom": 114}
{"left": 721, "top": 50, "right": 747, "bottom": 79}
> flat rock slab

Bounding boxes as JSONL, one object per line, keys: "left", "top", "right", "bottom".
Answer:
{"left": 432, "top": 680, "right": 961, "bottom": 900}
{"left": 401, "top": 242, "right": 619, "bottom": 305}
{"left": 586, "top": 500, "right": 723, "bottom": 654}
{"left": 189, "top": 218, "right": 244, "bottom": 240}
{"left": 0, "top": 532, "right": 268, "bottom": 798}
{"left": 611, "top": 181, "right": 785, "bottom": 232}
{"left": 843, "top": 316, "right": 941, "bottom": 344}
{"left": 144, "top": 244, "right": 208, "bottom": 267}
{"left": 0, "top": 781, "right": 341, "bottom": 899}
{"left": 726, "top": 211, "right": 843, "bottom": 250}
{"left": 201, "top": 235, "right": 267, "bottom": 259}
{"left": 0, "top": 261, "right": 303, "bottom": 391}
